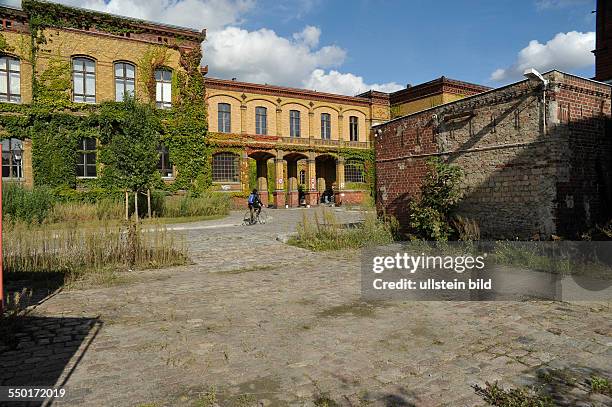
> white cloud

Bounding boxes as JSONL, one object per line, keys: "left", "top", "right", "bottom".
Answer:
{"left": 9, "top": 0, "right": 400, "bottom": 95}
{"left": 490, "top": 31, "right": 595, "bottom": 82}
{"left": 535, "top": 0, "right": 592, "bottom": 10}
{"left": 33, "top": 0, "right": 254, "bottom": 31}
{"left": 304, "top": 69, "right": 403, "bottom": 95}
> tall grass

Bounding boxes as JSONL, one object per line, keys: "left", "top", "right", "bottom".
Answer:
{"left": 49, "top": 198, "right": 124, "bottom": 222}
{"left": 289, "top": 209, "right": 398, "bottom": 251}
{"left": 162, "top": 193, "right": 231, "bottom": 218}
{"left": 2, "top": 183, "right": 55, "bottom": 223}
{"left": 3, "top": 220, "right": 189, "bottom": 283}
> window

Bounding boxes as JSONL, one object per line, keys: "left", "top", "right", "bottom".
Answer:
{"left": 321, "top": 113, "right": 331, "bottom": 139}
{"left": 212, "top": 152, "right": 239, "bottom": 182}
{"left": 349, "top": 116, "right": 359, "bottom": 142}
{"left": 2, "top": 138, "right": 23, "bottom": 179}
{"left": 290, "top": 110, "right": 301, "bottom": 137}
{"left": 72, "top": 57, "right": 96, "bottom": 103}
{"left": 157, "top": 143, "right": 173, "bottom": 178}
{"left": 0, "top": 56, "right": 20, "bottom": 103}
{"left": 115, "top": 62, "right": 135, "bottom": 101}
{"left": 76, "top": 138, "right": 97, "bottom": 178}
{"left": 344, "top": 159, "right": 365, "bottom": 183}
{"left": 299, "top": 169, "right": 306, "bottom": 185}
{"left": 218, "top": 103, "right": 231, "bottom": 133}
{"left": 155, "top": 68, "right": 172, "bottom": 109}
{"left": 255, "top": 106, "right": 267, "bottom": 135}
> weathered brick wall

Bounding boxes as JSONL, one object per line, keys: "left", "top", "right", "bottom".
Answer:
{"left": 375, "top": 71, "right": 612, "bottom": 239}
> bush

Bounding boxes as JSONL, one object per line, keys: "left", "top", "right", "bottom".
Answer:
{"left": 162, "top": 192, "right": 231, "bottom": 218}
{"left": 289, "top": 209, "right": 398, "bottom": 251}
{"left": 2, "top": 183, "right": 55, "bottom": 223}
{"left": 408, "top": 158, "right": 463, "bottom": 241}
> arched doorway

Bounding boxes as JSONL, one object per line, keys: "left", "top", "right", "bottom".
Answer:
{"left": 284, "top": 152, "right": 308, "bottom": 207}
{"left": 247, "top": 150, "right": 275, "bottom": 207}
{"left": 315, "top": 154, "right": 337, "bottom": 203}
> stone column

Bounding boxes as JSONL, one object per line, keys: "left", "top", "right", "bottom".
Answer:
{"left": 335, "top": 156, "right": 345, "bottom": 206}
{"left": 273, "top": 157, "right": 286, "bottom": 208}
{"left": 308, "top": 110, "right": 314, "bottom": 144}
{"left": 338, "top": 113, "right": 344, "bottom": 142}
{"left": 306, "top": 157, "right": 318, "bottom": 206}
{"left": 256, "top": 160, "right": 269, "bottom": 207}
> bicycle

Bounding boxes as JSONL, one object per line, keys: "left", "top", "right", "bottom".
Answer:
{"left": 242, "top": 208, "right": 268, "bottom": 225}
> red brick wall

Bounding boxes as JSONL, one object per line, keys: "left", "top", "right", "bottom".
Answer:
{"left": 375, "top": 71, "right": 612, "bottom": 239}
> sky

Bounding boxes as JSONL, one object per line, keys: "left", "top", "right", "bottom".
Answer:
{"left": 0, "top": 0, "right": 598, "bottom": 95}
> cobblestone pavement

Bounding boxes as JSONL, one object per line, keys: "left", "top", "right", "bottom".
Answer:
{"left": 4, "top": 208, "right": 612, "bottom": 406}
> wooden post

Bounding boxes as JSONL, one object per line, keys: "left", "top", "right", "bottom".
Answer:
{"left": 125, "top": 190, "right": 129, "bottom": 221}
{"left": 147, "top": 189, "right": 152, "bottom": 218}
{"left": 134, "top": 191, "right": 139, "bottom": 221}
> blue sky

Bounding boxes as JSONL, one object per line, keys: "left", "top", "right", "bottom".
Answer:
{"left": 0, "top": 0, "right": 598, "bottom": 94}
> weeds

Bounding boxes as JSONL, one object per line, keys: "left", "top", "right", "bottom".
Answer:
{"left": 590, "top": 375, "right": 611, "bottom": 395}
{"left": 2, "top": 183, "right": 55, "bottom": 223}
{"left": 451, "top": 215, "right": 481, "bottom": 241}
{"left": 473, "top": 381, "right": 554, "bottom": 407}
{"left": 288, "top": 209, "right": 397, "bottom": 251}
{"left": 0, "top": 288, "right": 33, "bottom": 350}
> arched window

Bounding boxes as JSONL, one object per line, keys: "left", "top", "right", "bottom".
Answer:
{"left": 299, "top": 169, "right": 306, "bottom": 185}
{"left": 344, "top": 159, "right": 365, "bottom": 183}
{"left": 349, "top": 116, "right": 359, "bottom": 141}
{"left": 114, "top": 62, "right": 135, "bottom": 101}
{"left": 290, "top": 110, "right": 300, "bottom": 137}
{"left": 72, "top": 57, "right": 96, "bottom": 103}
{"left": 212, "top": 152, "right": 239, "bottom": 182}
{"left": 0, "top": 55, "right": 20, "bottom": 103}
{"left": 218, "top": 103, "right": 231, "bottom": 133}
{"left": 255, "top": 106, "right": 267, "bottom": 135}
{"left": 2, "top": 138, "right": 23, "bottom": 179}
{"left": 155, "top": 68, "right": 172, "bottom": 109}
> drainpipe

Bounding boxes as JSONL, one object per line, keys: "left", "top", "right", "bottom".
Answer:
{"left": 523, "top": 68, "right": 549, "bottom": 135}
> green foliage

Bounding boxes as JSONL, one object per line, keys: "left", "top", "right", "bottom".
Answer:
{"left": 408, "top": 157, "right": 463, "bottom": 241}
{"left": 97, "top": 97, "right": 161, "bottom": 192}
{"left": 0, "top": 32, "right": 15, "bottom": 53}
{"left": 2, "top": 183, "right": 55, "bottom": 223}
{"left": 32, "top": 53, "right": 72, "bottom": 108}
{"left": 590, "top": 376, "right": 611, "bottom": 395}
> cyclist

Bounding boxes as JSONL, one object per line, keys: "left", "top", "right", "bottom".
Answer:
{"left": 247, "top": 188, "right": 262, "bottom": 224}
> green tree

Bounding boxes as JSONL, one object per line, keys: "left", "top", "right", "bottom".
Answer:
{"left": 408, "top": 157, "right": 463, "bottom": 241}
{"left": 97, "top": 97, "right": 161, "bottom": 193}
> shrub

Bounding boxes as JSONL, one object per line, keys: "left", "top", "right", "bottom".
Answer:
{"left": 2, "top": 183, "right": 55, "bottom": 223}
{"left": 408, "top": 158, "right": 463, "bottom": 241}
{"left": 289, "top": 209, "right": 398, "bottom": 251}
{"left": 451, "top": 215, "right": 481, "bottom": 241}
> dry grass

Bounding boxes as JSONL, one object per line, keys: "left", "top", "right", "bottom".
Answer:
{"left": 48, "top": 199, "right": 124, "bottom": 223}
{"left": 288, "top": 209, "right": 397, "bottom": 251}
{"left": 3, "top": 220, "right": 189, "bottom": 286}
{"left": 163, "top": 194, "right": 231, "bottom": 218}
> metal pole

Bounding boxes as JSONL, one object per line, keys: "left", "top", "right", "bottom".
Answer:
{"left": 0, "top": 174, "right": 4, "bottom": 314}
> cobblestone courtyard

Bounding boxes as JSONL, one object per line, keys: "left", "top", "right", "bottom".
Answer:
{"left": 4, "top": 208, "right": 612, "bottom": 406}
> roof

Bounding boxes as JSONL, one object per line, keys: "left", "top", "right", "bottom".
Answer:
{"left": 205, "top": 77, "right": 382, "bottom": 107}
{"left": 389, "top": 76, "right": 491, "bottom": 106}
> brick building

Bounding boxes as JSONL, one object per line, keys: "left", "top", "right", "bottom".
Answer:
{"left": 374, "top": 71, "right": 612, "bottom": 239}
{"left": 595, "top": 0, "right": 612, "bottom": 83}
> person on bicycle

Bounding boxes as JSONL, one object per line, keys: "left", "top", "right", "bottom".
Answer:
{"left": 247, "top": 188, "right": 262, "bottom": 223}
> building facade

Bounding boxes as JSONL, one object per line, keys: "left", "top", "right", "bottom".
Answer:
{"left": 0, "top": 1, "right": 204, "bottom": 187}
{"left": 204, "top": 78, "right": 389, "bottom": 207}
{"left": 374, "top": 71, "right": 612, "bottom": 239}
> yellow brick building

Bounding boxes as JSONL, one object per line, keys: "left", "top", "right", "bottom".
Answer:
{"left": 0, "top": 1, "right": 204, "bottom": 187}
{"left": 205, "top": 78, "right": 389, "bottom": 206}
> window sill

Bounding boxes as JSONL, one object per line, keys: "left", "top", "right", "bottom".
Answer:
{"left": 77, "top": 176, "right": 98, "bottom": 179}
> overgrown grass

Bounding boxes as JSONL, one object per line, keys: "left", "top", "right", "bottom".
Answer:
{"left": 48, "top": 198, "right": 124, "bottom": 222}
{"left": 288, "top": 209, "right": 397, "bottom": 251}
{"left": 162, "top": 193, "right": 231, "bottom": 218}
{"left": 3, "top": 220, "right": 189, "bottom": 286}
